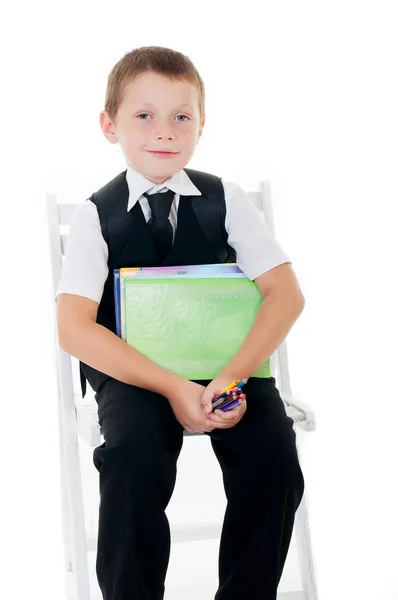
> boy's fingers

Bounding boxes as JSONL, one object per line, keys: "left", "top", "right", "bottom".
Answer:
{"left": 202, "top": 389, "right": 222, "bottom": 415}
{"left": 207, "top": 410, "right": 225, "bottom": 424}
{"left": 209, "top": 409, "right": 233, "bottom": 424}
{"left": 206, "top": 396, "right": 247, "bottom": 428}
{"left": 207, "top": 416, "right": 239, "bottom": 429}
{"left": 206, "top": 391, "right": 246, "bottom": 426}
{"left": 206, "top": 410, "right": 231, "bottom": 426}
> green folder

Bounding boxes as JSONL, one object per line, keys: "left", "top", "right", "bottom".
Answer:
{"left": 117, "top": 266, "right": 271, "bottom": 380}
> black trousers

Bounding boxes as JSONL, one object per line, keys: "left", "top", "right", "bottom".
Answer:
{"left": 92, "top": 377, "right": 305, "bottom": 600}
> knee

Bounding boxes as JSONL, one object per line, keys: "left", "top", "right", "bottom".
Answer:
{"left": 92, "top": 441, "right": 142, "bottom": 473}
{"left": 276, "top": 437, "right": 304, "bottom": 493}
{"left": 294, "top": 463, "right": 305, "bottom": 507}
{"left": 249, "top": 431, "right": 304, "bottom": 496}
{"left": 93, "top": 439, "right": 170, "bottom": 473}
{"left": 256, "top": 453, "right": 305, "bottom": 511}
{"left": 92, "top": 440, "right": 180, "bottom": 500}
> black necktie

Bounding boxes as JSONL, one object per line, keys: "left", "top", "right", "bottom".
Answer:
{"left": 144, "top": 188, "right": 175, "bottom": 260}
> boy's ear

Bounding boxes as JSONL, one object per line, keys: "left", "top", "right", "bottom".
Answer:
{"left": 99, "top": 110, "right": 119, "bottom": 144}
{"left": 197, "top": 114, "right": 206, "bottom": 142}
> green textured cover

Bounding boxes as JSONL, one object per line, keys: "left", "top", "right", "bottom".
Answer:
{"left": 123, "top": 276, "right": 270, "bottom": 380}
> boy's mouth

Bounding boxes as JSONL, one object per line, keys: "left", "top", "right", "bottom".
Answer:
{"left": 146, "top": 150, "right": 179, "bottom": 157}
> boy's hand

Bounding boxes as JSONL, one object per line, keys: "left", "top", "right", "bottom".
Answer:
{"left": 165, "top": 379, "right": 216, "bottom": 434}
{"left": 201, "top": 376, "right": 247, "bottom": 430}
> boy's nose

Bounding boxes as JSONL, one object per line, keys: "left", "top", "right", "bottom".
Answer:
{"left": 155, "top": 123, "right": 176, "bottom": 140}
{"left": 155, "top": 131, "right": 175, "bottom": 140}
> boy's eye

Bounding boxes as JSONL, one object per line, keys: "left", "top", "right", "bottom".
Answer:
{"left": 137, "top": 114, "right": 189, "bottom": 121}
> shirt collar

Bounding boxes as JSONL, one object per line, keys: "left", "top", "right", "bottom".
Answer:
{"left": 126, "top": 165, "right": 202, "bottom": 212}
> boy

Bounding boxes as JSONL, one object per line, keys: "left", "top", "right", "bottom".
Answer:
{"left": 56, "top": 46, "right": 306, "bottom": 600}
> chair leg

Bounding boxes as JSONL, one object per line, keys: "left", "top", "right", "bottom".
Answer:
{"left": 59, "top": 422, "right": 74, "bottom": 578}
{"left": 60, "top": 406, "right": 91, "bottom": 600}
{"left": 294, "top": 433, "right": 318, "bottom": 600}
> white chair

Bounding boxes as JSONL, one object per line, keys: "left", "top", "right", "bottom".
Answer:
{"left": 46, "top": 181, "right": 318, "bottom": 600}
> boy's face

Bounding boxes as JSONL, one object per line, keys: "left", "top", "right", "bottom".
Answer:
{"left": 100, "top": 72, "right": 205, "bottom": 184}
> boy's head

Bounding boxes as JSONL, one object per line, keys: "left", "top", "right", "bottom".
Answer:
{"left": 100, "top": 46, "right": 206, "bottom": 185}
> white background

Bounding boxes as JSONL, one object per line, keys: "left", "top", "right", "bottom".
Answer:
{"left": 2, "top": 1, "right": 398, "bottom": 599}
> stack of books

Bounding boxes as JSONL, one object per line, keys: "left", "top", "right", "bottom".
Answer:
{"left": 114, "top": 263, "right": 270, "bottom": 380}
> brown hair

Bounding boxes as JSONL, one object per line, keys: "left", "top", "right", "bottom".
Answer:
{"left": 104, "top": 46, "right": 205, "bottom": 123}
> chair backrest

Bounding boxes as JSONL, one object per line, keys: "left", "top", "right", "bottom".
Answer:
{"left": 46, "top": 183, "right": 274, "bottom": 303}
{"left": 46, "top": 181, "right": 292, "bottom": 398}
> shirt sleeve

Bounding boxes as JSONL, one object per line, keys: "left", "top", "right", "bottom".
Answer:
{"left": 55, "top": 200, "right": 109, "bottom": 303}
{"left": 222, "top": 180, "right": 292, "bottom": 280}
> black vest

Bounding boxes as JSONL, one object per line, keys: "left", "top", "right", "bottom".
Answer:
{"left": 79, "top": 167, "right": 237, "bottom": 397}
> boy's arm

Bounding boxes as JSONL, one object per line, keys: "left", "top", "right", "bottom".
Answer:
{"left": 56, "top": 201, "right": 184, "bottom": 398}
{"left": 57, "top": 293, "right": 183, "bottom": 397}
{"left": 218, "top": 263, "right": 305, "bottom": 381}
{"left": 215, "top": 180, "right": 305, "bottom": 382}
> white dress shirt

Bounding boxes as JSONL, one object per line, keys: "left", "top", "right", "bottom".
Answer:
{"left": 56, "top": 166, "right": 291, "bottom": 303}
